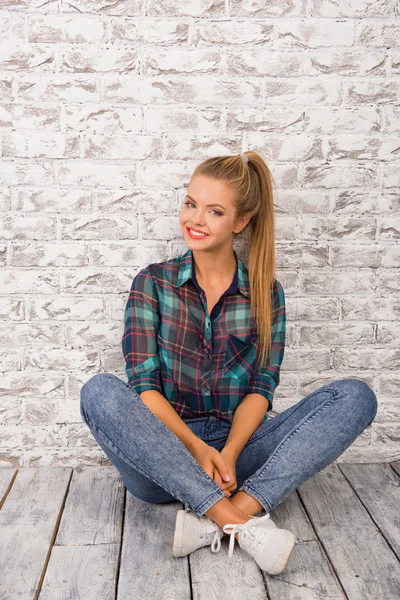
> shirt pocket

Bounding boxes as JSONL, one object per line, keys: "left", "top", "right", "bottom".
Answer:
{"left": 221, "top": 332, "right": 257, "bottom": 379}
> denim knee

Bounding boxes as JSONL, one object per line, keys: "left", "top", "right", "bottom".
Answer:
{"left": 337, "top": 378, "right": 378, "bottom": 427}
{"left": 80, "top": 372, "right": 119, "bottom": 424}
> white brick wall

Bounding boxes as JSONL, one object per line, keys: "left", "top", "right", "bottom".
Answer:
{"left": 0, "top": 0, "right": 399, "bottom": 466}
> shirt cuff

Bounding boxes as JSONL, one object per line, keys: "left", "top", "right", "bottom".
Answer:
{"left": 127, "top": 371, "right": 163, "bottom": 395}
{"left": 246, "top": 375, "right": 276, "bottom": 411}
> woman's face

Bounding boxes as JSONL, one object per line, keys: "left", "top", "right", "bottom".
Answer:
{"left": 179, "top": 175, "right": 250, "bottom": 250}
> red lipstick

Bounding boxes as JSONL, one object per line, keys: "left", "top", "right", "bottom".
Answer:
{"left": 186, "top": 227, "right": 210, "bottom": 239}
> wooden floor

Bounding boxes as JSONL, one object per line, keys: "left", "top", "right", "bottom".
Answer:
{"left": 1, "top": 461, "right": 399, "bottom": 600}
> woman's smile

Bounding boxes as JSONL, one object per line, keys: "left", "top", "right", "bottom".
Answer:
{"left": 186, "top": 227, "right": 210, "bottom": 239}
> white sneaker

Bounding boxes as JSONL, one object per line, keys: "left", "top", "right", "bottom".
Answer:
{"left": 172, "top": 508, "right": 224, "bottom": 557}
{"left": 223, "top": 513, "right": 296, "bottom": 575}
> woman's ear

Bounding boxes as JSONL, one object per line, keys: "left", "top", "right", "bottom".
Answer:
{"left": 233, "top": 214, "right": 253, "bottom": 235}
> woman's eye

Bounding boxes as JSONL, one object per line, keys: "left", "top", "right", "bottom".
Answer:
{"left": 184, "top": 201, "right": 222, "bottom": 216}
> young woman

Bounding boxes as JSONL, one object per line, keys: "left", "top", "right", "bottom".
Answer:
{"left": 80, "top": 151, "right": 378, "bottom": 575}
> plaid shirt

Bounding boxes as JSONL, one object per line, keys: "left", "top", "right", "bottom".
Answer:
{"left": 122, "top": 249, "right": 286, "bottom": 424}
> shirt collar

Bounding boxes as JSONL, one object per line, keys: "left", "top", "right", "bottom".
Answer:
{"left": 175, "top": 248, "right": 250, "bottom": 298}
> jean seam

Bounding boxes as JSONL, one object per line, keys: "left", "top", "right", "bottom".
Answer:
{"left": 196, "top": 489, "right": 226, "bottom": 516}
{"left": 240, "top": 484, "right": 272, "bottom": 513}
{"left": 249, "top": 389, "right": 339, "bottom": 483}
{"left": 248, "top": 388, "right": 339, "bottom": 444}
{"left": 88, "top": 420, "right": 179, "bottom": 492}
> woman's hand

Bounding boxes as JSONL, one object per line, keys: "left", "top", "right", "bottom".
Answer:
{"left": 191, "top": 440, "right": 238, "bottom": 497}
{"left": 213, "top": 447, "right": 238, "bottom": 496}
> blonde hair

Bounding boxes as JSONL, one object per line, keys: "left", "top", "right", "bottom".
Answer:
{"left": 189, "top": 151, "right": 277, "bottom": 368}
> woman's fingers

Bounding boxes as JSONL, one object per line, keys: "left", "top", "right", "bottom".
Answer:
{"left": 213, "top": 467, "right": 231, "bottom": 496}
{"left": 213, "top": 453, "right": 231, "bottom": 482}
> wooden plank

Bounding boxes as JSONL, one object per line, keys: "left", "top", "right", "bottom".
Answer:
{"left": 0, "top": 467, "right": 71, "bottom": 600}
{"left": 39, "top": 545, "right": 120, "bottom": 599}
{"left": 338, "top": 463, "right": 400, "bottom": 560}
{"left": 39, "top": 466, "right": 125, "bottom": 599}
{"left": 117, "top": 496, "right": 191, "bottom": 599}
{"left": 54, "top": 466, "right": 125, "bottom": 546}
{"left": 0, "top": 468, "right": 17, "bottom": 509}
{"left": 297, "top": 462, "right": 400, "bottom": 599}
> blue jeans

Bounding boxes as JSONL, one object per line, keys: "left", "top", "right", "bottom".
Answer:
{"left": 80, "top": 374, "right": 378, "bottom": 518}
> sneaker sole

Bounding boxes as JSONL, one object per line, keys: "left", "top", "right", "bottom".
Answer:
{"left": 268, "top": 530, "right": 296, "bottom": 575}
{"left": 172, "top": 510, "right": 186, "bottom": 557}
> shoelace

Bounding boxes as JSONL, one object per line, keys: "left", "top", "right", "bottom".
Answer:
{"left": 223, "top": 514, "right": 268, "bottom": 560}
{"left": 185, "top": 506, "right": 223, "bottom": 553}
{"left": 184, "top": 506, "right": 264, "bottom": 556}
{"left": 211, "top": 531, "right": 222, "bottom": 553}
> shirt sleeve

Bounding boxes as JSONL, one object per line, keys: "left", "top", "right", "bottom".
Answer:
{"left": 245, "top": 279, "right": 286, "bottom": 411}
{"left": 122, "top": 266, "right": 163, "bottom": 395}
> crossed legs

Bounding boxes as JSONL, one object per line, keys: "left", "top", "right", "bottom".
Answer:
{"left": 205, "top": 492, "right": 264, "bottom": 541}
